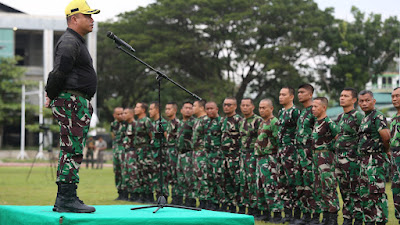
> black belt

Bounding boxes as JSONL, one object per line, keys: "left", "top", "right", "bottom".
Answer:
{"left": 64, "top": 90, "right": 91, "bottom": 100}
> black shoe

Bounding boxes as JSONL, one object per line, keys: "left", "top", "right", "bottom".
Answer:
{"left": 206, "top": 200, "right": 218, "bottom": 210}
{"left": 290, "top": 207, "right": 303, "bottom": 225}
{"left": 228, "top": 205, "right": 237, "bottom": 213}
{"left": 238, "top": 206, "right": 246, "bottom": 214}
{"left": 326, "top": 212, "right": 337, "bottom": 225}
{"left": 342, "top": 218, "right": 353, "bottom": 225}
{"left": 270, "top": 211, "right": 284, "bottom": 224}
{"left": 365, "top": 223, "right": 375, "bottom": 225}
{"left": 308, "top": 213, "right": 321, "bottom": 225}
{"left": 247, "top": 207, "right": 256, "bottom": 215}
{"left": 218, "top": 203, "right": 228, "bottom": 212}
{"left": 55, "top": 183, "right": 95, "bottom": 213}
{"left": 52, "top": 182, "right": 61, "bottom": 211}
{"left": 199, "top": 200, "right": 207, "bottom": 209}
{"left": 128, "top": 193, "right": 137, "bottom": 202}
{"left": 121, "top": 190, "right": 129, "bottom": 201}
{"left": 353, "top": 219, "right": 363, "bottom": 225}
{"left": 282, "top": 208, "right": 293, "bottom": 223}
{"left": 186, "top": 198, "right": 196, "bottom": 207}
{"left": 114, "top": 190, "right": 124, "bottom": 201}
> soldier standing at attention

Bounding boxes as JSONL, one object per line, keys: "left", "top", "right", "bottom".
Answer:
{"left": 358, "top": 90, "right": 390, "bottom": 225}
{"left": 220, "top": 97, "right": 243, "bottom": 213}
{"left": 311, "top": 97, "right": 340, "bottom": 225}
{"left": 192, "top": 99, "right": 209, "bottom": 208}
{"left": 254, "top": 99, "right": 282, "bottom": 222}
{"left": 176, "top": 101, "right": 196, "bottom": 207}
{"left": 165, "top": 102, "right": 181, "bottom": 205}
{"left": 238, "top": 98, "right": 263, "bottom": 216}
{"left": 122, "top": 108, "right": 137, "bottom": 202}
{"left": 149, "top": 101, "right": 167, "bottom": 200}
{"left": 391, "top": 87, "right": 400, "bottom": 225}
{"left": 133, "top": 102, "right": 153, "bottom": 203}
{"left": 204, "top": 101, "right": 223, "bottom": 210}
{"left": 277, "top": 87, "right": 300, "bottom": 222}
{"left": 293, "top": 84, "right": 316, "bottom": 225}
{"left": 45, "top": 0, "right": 100, "bottom": 213}
{"left": 334, "top": 88, "right": 364, "bottom": 225}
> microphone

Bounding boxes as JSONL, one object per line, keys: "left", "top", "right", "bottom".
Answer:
{"left": 107, "top": 31, "right": 136, "bottom": 52}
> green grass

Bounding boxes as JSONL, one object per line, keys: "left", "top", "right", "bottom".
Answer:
{"left": 0, "top": 166, "right": 398, "bottom": 225}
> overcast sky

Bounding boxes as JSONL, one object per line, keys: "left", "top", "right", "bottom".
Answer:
{"left": 1, "top": 0, "right": 399, "bottom": 22}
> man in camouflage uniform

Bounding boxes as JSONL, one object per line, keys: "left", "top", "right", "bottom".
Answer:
{"left": 239, "top": 98, "right": 263, "bottom": 216}
{"left": 334, "top": 88, "right": 364, "bottom": 225}
{"left": 122, "top": 108, "right": 137, "bottom": 201}
{"left": 149, "top": 101, "right": 167, "bottom": 200}
{"left": 165, "top": 102, "right": 181, "bottom": 204}
{"left": 391, "top": 87, "right": 400, "bottom": 225}
{"left": 220, "top": 97, "right": 243, "bottom": 213}
{"left": 192, "top": 99, "right": 209, "bottom": 208}
{"left": 176, "top": 101, "right": 196, "bottom": 207}
{"left": 204, "top": 101, "right": 223, "bottom": 210}
{"left": 293, "top": 84, "right": 316, "bottom": 225}
{"left": 45, "top": 0, "right": 100, "bottom": 213}
{"left": 358, "top": 90, "right": 390, "bottom": 225}
{"left": 311, "top": 97, "right": 340, "bottom": 225}
{"left": 277, "top": 87, "right": 300, "bottom": 222}
{"left": 255, "top": 99, "right": 282, "bottom": 222}
{"left": 133, "top": 102, "right": 153, "bottom": 202}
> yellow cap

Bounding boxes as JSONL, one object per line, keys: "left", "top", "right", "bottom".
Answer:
{"left": 65, "top": 0, "right": 100, "bottom": 17}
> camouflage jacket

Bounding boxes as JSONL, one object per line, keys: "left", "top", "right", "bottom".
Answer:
{"left": 115, "top": 121, "right": 127, "bottom": 145}
{"left": 166, "top": 117, "right": 181, "bottom": 146}
{"left": 192, "top": 115, "right": 209, "bottom": 151}
{"left": 239, "top": 114, "right": 263, "bottom": 150}
{"left": 110, "top": 120, "right": 119, "bottom": 146}
{"left": 255, "top": 116, "right": 279, "bottom": 155}
{"left": 295, "top": 106, "right": 315, "bottom": 147}
{"left": 358, "top": 109, "right": 388, "bottom": 154}
{"left": 151, "top": 117, "right": 168, "bottom": 148}
{"left": 133, "top": 116, "right": 153, "bottom": 147}
{"left": 205, "top": 116, "right": 222, "bottom": 150}
{"left": 390, "top": 114, "right": 400, "bottom": 149}
{"left": 123, "top": 121, "right": 136, "bottom": 150}
{"left": 278, "top": 105, "right": 300, "bottom": 147}
{"left": 221, "top": 114, "right": 243, "bottom": 153}
{"left": 334, "top": 109, "right": 363, "bottom": 152}
{"left": 177, "top": 117, "right": 196, "bottom": 152}
{"left": 312, "top": 116, "right": 339, "bottom": 151}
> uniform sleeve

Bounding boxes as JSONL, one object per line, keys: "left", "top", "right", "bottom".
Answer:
{"left": 375, "top": 114, "right": 388, "bottom": 132}
{"left": 330, "top": 120, "right": 340, "bottom": 137}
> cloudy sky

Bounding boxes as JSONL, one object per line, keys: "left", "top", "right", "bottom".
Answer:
{"left": 1, "top": 0, "right": 399, "bottom": 22}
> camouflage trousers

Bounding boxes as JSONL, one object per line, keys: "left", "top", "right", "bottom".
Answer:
{"left": 256, "top": 154, "right": 283, "bottom": 212}
{"left": 392, "top": 149, "right": 400, "bottom": 220}
{"left": 222, "top": 151, "right": 241, "bottom": 207}
{"left": 136, "top": 146, "right": 153, "bottom": 194}
{"left": 335, "top": 150, "right": 362, "bottom": 220}
{"left": 51, "top": 92, "right": 92, "bottom": 184}
{"left": 295, "top": 146, "right": 316, "bottom": 213}
{"left": 151, "top": 147, "right": 168, "bottom": 196}
{"left": 207, "top": 149, "right": 224, "bottom": 204}
{"left": 167, "top": 146, "right": 178, "bottom": 196}
{"left": 113, "top": 145, "right": 126, "bottom": 191}
{"left": 176, "top": 150, "right": 195, "bottom": 198}
{"left": 278, "top": 145, "right": 297, "bottom": 210}
{"left": 359, "top": 153, "right": 389, "bottom": 223}
{"left": 239, "top": 150, "right": 257, "bottom": 208}
{"left": 312, "top": 151, "right": 339, "bottom": 213}
{"left": 194, "top": 149, "right": 210, "bottom": 200}
{"left": 124, "top": 149, "right": 139, "bottom": 193}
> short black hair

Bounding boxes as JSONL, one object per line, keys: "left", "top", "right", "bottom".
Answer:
{"left": 298, "top": 84, "right": 314, "bottom": 94}
{"left": 314, "top": 97, "right": 328, "bottom": 106}
{"left": 150, "top": 101, "right": 160, "bottom": 110}
{"left": 359, "top": 90, "right": 374, "bottom": 98}
{"left": 343, "top": 87, "right": 358, "bottom": 98}
{"left": 241, "top": 98, "right": 254, "bottom": 105}
{"left": 195, "top": 99, "right": 207, "bottom": 108}
{"left": 166, "top": 102, "right": 178, "bottom": 110}
{"left": 138, "top": 102, "right": 148, "bottom": 112}
{"left": 182, "top": 101, "right": 193, "bottom": 106}
{"left": 282, "top": 86, "right": 295, "bottom": 96}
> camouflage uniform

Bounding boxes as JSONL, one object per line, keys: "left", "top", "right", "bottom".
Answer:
{"left": 254, "top": 116, "right": 282, "bottom": 213}
{"left": 311, "top": 117, "right": 340, "bottom": 213}
{"left": 151, "top": 117, "right": 168, "bottom": 196}
{"left": 112, "top": 120, "right": 127, "bottom": 192}
{"left": 391, "top": 114, "right": 400, "bottom": 221}
{"left": 277, "top": 105, "right": 300, "bottom": 210}
{"left": 205, "top": 116, "right": 223, "bottom": 204}
{"left": 221, "top": 114, "right": 243, "bottom": 207}
{"left": 176, "top": 117, "right": 196, "bottom": 199}
{"left": 295, "top": 106, "right": 316, "bottom": 213}
{"left": 166, "top": 117, "right": 181, "bottom": 197}
{"left": 239, "top": 114, "right": 263, "bottom": 208}
{"left": 51, "top": 92, "right": 92, "bottom": 184}
{"left": 192, "top": 115, "right": 210, "bottom": 200}
{"left": 122, "top": 121, "right": 137, "bottom": 195}
{"left": 334, "top": 109, "right": 363, "bottom": 220}
{"left": 358, "top": 109, "right": 389, "bottom": 223}
{"left": 133, "top": 116, "right": 153, "bottom": 195}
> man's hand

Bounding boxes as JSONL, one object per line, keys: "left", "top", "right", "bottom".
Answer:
{"left": 45, "top": 92, "right": 51, "bottom": 108}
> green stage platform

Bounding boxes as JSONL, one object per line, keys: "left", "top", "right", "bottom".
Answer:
{"left": 0, "top": 205, "right": 254, "bottom": 225}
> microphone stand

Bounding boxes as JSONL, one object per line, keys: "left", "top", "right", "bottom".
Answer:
{"left": 112, "top": 41, "right": 202, "bottom": 213}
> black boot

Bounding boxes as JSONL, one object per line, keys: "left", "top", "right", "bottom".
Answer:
{"left": 238, "top": 206, "right": 246, "bottom": 214}
{"left": 219, "top": 203, "right": 228, "bottom": 212}
{"left": 262, "top": 211, "right": 271, "bottom": 222}
{"left": 353, "top": 218, "right": 363, "bottom": 225}
{"left": 52, "top": 182, "right": 61, "bottom": 211}
{"left": 365, "top": 223, "right": 375, "bottom": 225}
{"left": 308, "top": 213, "right": 321, "bottom": 225}
{"left": 128, "top": 193, "right": 137, "bottom": 202}
{"left": 55, "top": 183, "right": 95, "bottom": 213}
{"left": 171, "top": 195, "right": 179, "bottom": 205}
{"left": 115, "top": 190, "right": 123, "bottom": 200}
{"left": 247, "top": 207, "right": 256, "bottom": 215}
{"left": 188, "top": 198, "right": 197, "bottom": 207}
{"left": 301, "top": 212, "right": 312, "bottom": 224}
{"left": 376, "top": 222, "right": 385, "bottom": 225}
{"left": 199, "top": 200, "right": 207, "bottom": 209}
{"left": 228, "top": 204, "right": 237, "bottom": 213}
{"left": 270, "top": 211, "right": 284, "bottom": 224}
{"left": 282, "top": 208, "right": 293, "bottom": 223}
{"left": 121, "top": 190, "right": 129, "bottom": 201}
{"left": 146, "top": 192, "right": 154, "bottom": 203}
{"left": 321, "top": 212, "right": 330, "bottom": 225}
{"left": 342, "top": 218, "right": 353, "bottom": 225}
{"left": 326, "top": 212, "right": 338, "bottom": 225}
{"left": 290, "top": 207, "right": 303, "bottom": 225}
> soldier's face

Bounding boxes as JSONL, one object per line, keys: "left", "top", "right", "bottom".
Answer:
{"left": 113, "top": 108, "right": 123, "bottom": 120}
{"left": 193, "top": 101, "right": 201, "bottom": 116}
{"left": 392, "top": 88, "right": 400, "bottom": 109}
{"left": 340, "top": 90, "right": 356, "bottom": 108}
{"left": 223, "top": 99, "right": 237, "bottom": 116}
{"left": 279, "top": 88, "right": 293, "bottom": 106}
{"left": 312, "top": 100, "right": 326, "bottom": 118}
{"left": 297, "top": 88, "right": 312, "bottom": 103}
{"left": 149, "top": 103, "right": 158, "bottom": 118}
{"left": 117, "top": 110, "right": 124, "bottom": 122}
{"left": 123, "top": 109, "right": 133, "bottom": 121}
{"left": 358, "top": 94, "right": 376, "bottom": 112}
{"left": 165, "top": 104, "right": 176, "bottom": 118}
{"left": 134, "top": 103, "right": 144, "bottom": 116}
{"left": 181, "top": 103, "right": 193, "bottom": 118}
{"left": 240, "top": 99, "right": 254, "bottom": 116}
{"left": 259, "top": 101, "right": 273, "bottom": 119}
{"left": 205, "top": 103, "right": 218, "bottom": 119}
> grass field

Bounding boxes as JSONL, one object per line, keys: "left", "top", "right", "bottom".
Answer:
{"left": 0, "top": 166, "right": 398, "bottom": 225}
